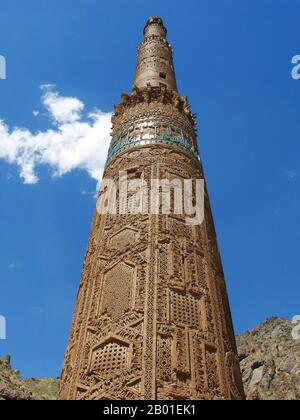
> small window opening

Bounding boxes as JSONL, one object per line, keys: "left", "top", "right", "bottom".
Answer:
{"left": 159, "top": 72, "right": 166, "bottom": 79}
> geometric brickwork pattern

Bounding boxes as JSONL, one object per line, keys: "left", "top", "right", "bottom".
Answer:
{"left": 170, "top": 291, "right": 200, "bottom": 328}
{"left": 90, "top": 340, "right": 129, "bottom": 376}
{"left": 59, "top": 17, "right": 245, "bottom": 400}
{"left": 99, "top": 262, "right": 134, "bottom": 321}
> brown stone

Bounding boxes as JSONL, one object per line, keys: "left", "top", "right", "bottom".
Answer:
{"left": 59, "top": 17, "right": 245, "bottom": 401}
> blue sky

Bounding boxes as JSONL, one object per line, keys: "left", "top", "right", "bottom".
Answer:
{"left": 0, "top": 0, "right": 300, "bottom": 378}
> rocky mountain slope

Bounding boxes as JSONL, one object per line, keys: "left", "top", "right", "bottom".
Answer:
{"left": 0, "top": 317, "right": 299, "bottom": 400}
{"left": 237, "top": 317, "right": 300, "bottom": 400}
{"left": 0, "top": 356, "right": 59, "bottom": 400}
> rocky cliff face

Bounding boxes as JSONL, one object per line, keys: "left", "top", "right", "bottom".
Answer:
{"left": 0, "top": 356, "right": 59, "bottom": 400}
{"left": 237, "top": 317, "right": 300, "bottom": 400}
{"left": 1, "top": 317, "right": 299, "bottom": 400}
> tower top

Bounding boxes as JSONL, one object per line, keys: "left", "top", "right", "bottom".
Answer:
{"left": 133, "top": 17, "right": 178, "bottom": 93}
{"left": 143, "top": 16, "right": 167, "bottom": 37}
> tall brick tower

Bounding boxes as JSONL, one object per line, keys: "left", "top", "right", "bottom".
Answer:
{"left": 59, "top": 17, "right": 244, "bottom": 400}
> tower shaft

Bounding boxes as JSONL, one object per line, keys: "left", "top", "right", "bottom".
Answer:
{"left": 59, "top": 17, "right": 245, "bottom": 400}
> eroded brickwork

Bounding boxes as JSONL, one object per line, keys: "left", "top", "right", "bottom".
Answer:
{"left": 59, "top": 16, "right": 244, "bottom": 401}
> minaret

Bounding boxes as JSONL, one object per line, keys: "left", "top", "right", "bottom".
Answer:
{"left": 59, "top": 17, "right": 245, "bottom": 400}
{"left": 133, "top": 17, "right": 178, "bottom": 92}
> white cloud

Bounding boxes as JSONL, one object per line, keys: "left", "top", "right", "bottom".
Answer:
{"left": 0, "top": 85, "right": 112, "bottom": 186}
{"left": 41, "top": 84, "right": 84, "bottom": 124}
{"left": 287, "top": 170, "right": 297, "bottom": 179}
